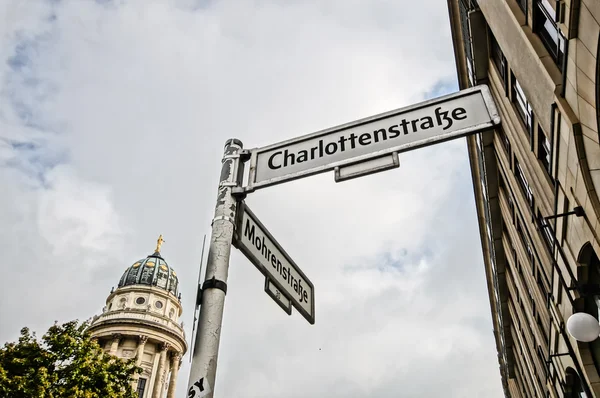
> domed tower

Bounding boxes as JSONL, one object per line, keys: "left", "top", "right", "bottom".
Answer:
{"left": 89, "top": 236, "right": 187, "bottom": 398}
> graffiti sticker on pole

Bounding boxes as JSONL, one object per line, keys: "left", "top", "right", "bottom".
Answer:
{"left": 188, "top": 377, "right": 211, "bottom": 398}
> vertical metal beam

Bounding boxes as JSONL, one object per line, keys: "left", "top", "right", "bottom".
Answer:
{"left": 187, "top": 139, "right": 243, "bottom": 398}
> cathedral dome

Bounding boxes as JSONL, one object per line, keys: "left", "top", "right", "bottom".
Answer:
{"left": 117, "top": 236, "right": 179, "bottom": 296}
{"left": 90, "top": 235, "right": 186, "bottom": 398}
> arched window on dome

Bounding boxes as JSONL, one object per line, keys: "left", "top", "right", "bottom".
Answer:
{"left": 118, "top": 271, "right": 127, "bottom": 287}
{"left": 156, "top": 264, "right": 169, "bottom": 289}
{"left": 580, "top": 243, "right": 600, "bottom": 376}
{"left": 168, "top": 273, "right": 177, "bottom": 295}
{"left": 140, "top": 261, "right": 155, "bottom": 285}
{"left": 126, "top": 261, "right": 143, "bottom": 285}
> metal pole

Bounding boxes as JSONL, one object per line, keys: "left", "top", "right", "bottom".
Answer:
{"left": 187, "top": 139, "right": 243, "bottom": 398}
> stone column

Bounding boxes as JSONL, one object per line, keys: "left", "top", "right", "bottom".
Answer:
{"left": 109, "top": 333, "right": 122, "bottom": 355}
{"left": 132, "top": 335, "right": 148, "bottom": 391}
{"left": 152, "top": 343, "right": 169, "bottom": 398}
{"left": 136, "top": 335, "right": 148, "bottom": 366}
{"left": 166, "top": 352, "right": 182, "bottom": 398}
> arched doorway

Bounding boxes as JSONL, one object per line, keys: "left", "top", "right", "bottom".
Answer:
{"left": 565, "top": 367, "right": 588, "bottom": 397}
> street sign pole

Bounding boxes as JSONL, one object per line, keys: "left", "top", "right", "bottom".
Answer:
{"left": 185, "top": 85, "right": 500, "bottom": 396}
{"left": 187, "top": 139, "right": 244, "bottom": 398}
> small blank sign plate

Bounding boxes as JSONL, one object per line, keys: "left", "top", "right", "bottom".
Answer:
{"left": 265, "top": 278, "right": 292, "bottom": 315}
{"left": 334, "top": 152, "right": 399, "bottom": 182}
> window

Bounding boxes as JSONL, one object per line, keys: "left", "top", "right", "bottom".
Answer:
{"left": 136, "top": 378, "right": 147, "bottom": 398}
{"left": 537, "top": 210, "right": 554, "bottom": 251}
{"left": 515, "top": 159, "right": 534, "bottom": 208}
{"left": 536, "top": 344, "right": 549, "bottom": 374}
{"left": 535, "top": 315, "right": 550, "bottom": 348}
{"left": 135, "top": 297, "right": 146, "bottom": 305}
{"left": 497, "top": 126, "right": 511, "bottom": 156}
{"left": 517, "top": 0, "right": 527, "bottom": 15}
{"left": 490, "top": 33, "right": 508, "bottom": 92}
{"left": 536, "top": 272, "right": 548, "bottom": 300}
{"left": 516, "top": 217, "right": 534, "bottom": 268}
{"left": 538, "top": 126, "right": 552, "bottom": 177}
{"left": 155, "top": 301, "right": 163, "bottom": 309}
{"left": 561, "top": 196, "right": 570, "bottom": 244}
{"left": 499, "top": 173, "right": 515, "bottom": 223}
{"left": 534, "top": 0, "right": 566, "bottom": 71}
{"left": 512, "top": 76, "right": 534, "bottom": 141}
{"left": 526, "top": 286, "right": 535, "bottom": 314}
{"left": 504, "top": 227, "right": 516, "bottom": 265}
{"left": 458, "top": 0, "right": 477, "bottom": 86}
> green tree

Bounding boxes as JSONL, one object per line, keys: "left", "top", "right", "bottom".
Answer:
{"left": 0, "top": 320, "right": 141, "bottom": 398}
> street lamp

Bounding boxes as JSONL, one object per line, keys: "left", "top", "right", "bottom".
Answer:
{"left": 542, "top": 206, "right": 594, "bottom": 343}
{"left": 566, "top": 312, "right": 600, "bottom": 343}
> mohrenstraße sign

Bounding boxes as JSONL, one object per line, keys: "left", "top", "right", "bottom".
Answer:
{"left": 233, "top": 202, "right": 315, "bottom": 324}
{"left": 246, "top": 85, "right": 500, "bottom": 190}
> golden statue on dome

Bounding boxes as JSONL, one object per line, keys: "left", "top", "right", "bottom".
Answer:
{"left": 155, "top": 235, "right": 165, "bottom": 252}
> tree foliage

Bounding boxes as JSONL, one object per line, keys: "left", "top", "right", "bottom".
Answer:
{"left": 0, "top": 320, "right": 141, "bottom": 398}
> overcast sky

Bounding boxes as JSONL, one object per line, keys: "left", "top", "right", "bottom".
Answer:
{"left": 1, "top": 1, "right": 504, "bottom": 397}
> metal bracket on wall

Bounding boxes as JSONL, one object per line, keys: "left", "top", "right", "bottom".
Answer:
{"left": 566, "top": 283, "right": 600, "bottom": 296}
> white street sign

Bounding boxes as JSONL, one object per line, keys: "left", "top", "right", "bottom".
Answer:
{"left": 233, "top": 202, "right": 315, "bottom": 324}
{"left": 245, "top": 85, "right": 499, "bottom": 190}
{"left": 265, "top": 278, "right": 292, "bottom": 315}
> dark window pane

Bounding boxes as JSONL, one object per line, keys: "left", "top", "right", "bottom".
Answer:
{"left": 512, "top": 77, "right": 534, "bottom": 140}
{"left": 537, "top": 127, "right": 552, "bottom": 176}
{"left": 140, "top": 262, "right": 155, "bottom": 285}
{"left": 515, "top": 159, "right": 534, "bottom": 208}
{"left": 497, "top": 127, "right": 511, "bottom": 156}
{"left": 137, "top": 378, "right": 147, "bottom": 398}
{"left": 126, "top": 265, "right": 141, "bottom": 285}
{"left": 168, "top": 273, "right": 177, "bottom": 294}
{"left": 490, "top": 33, "right": 507, "bottom": 85}
{"left": 537, "top": 210, "right": 554, "bottom": 251}
{"left": 458, "top": 0, "right": 476, "bottom": 85}
{"left": 534, "top": 0, "right": 566, "bottom": 71}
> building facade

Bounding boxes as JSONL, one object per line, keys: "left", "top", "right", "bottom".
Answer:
{"left": 88, "top": 237, "right": 187, "bottom": 398}
{"left": 448, "top": 0, "right": 600, "bottom": 396}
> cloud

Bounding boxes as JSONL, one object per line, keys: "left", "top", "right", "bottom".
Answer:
{"left": 0, "top": 0, "right": 503, "bottom": 397}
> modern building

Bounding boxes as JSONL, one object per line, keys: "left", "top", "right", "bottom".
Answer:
{"left": 88, "top": 236, "right": 187, "bottom": 398}
{"left": 448, "top": 0, "right": 600, "bottom": 397}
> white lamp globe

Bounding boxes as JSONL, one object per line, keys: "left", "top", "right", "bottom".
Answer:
{"left": 567, "top": 312, "right": 600, "bottom": 342}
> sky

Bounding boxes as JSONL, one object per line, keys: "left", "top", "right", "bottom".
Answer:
{"left": 0, "top": 1, "right": 504, "bottom": 397}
